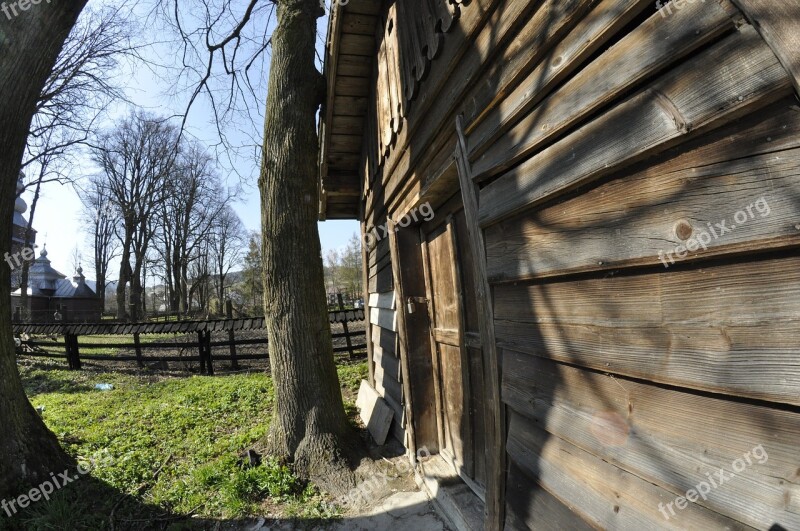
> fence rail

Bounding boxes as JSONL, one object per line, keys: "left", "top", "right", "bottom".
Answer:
{"left": 15, "top": 310, "right": 367, "bottom": 374}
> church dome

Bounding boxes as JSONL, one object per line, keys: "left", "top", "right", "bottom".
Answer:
{"left": 15, "top": 173, "right": 27, "bottom": 214}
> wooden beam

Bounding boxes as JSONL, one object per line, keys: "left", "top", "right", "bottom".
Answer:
{"left": 455, "top": 115, "right": 505, "bottom": 531}
{"left": 731, "top": 0, "right": 800, "bottom": 96}
{"left": 388, "top": 219, "right": 417, "bottom": 459}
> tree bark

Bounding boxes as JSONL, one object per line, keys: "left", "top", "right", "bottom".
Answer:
{"left": 259, "top": 0, "right": 359, "bottom": 496}
{"left": 0, "top": 0, "right": 86, "bottom": 498}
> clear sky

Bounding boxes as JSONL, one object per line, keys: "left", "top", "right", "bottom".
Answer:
{"left": 22, "top": 0, "right": 359, "bottom": 279}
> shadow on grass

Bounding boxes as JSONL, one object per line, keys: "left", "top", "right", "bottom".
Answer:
{"left": 1, "top": 472, "right": 443, "bottom": 531}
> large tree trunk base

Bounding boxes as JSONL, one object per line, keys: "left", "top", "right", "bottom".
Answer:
{"left": 0, "top": 389, "right": 73, "bottom": 499}
{"left": 265, "top": 418, "right": 367, "bottom": 498}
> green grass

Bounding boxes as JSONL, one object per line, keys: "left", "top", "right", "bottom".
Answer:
{"left": 9, "top": 359, "right": 369, "bottom": 528}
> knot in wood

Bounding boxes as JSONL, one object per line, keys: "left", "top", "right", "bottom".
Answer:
{"left": 674, "top": 220, "right": 694, "bottom": 241}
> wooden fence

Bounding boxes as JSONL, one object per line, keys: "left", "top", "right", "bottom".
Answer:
{"left": 14, "top": 309, "right": 367, "bottom": 374}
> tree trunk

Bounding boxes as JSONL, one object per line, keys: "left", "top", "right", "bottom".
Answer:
{"left": 117, "top": 240, "right": 131, "bottom": 320}
{"left": 0, "top": 0, "right": 86, "bottom": 498}
{"left": 259, "top": 0, "right": 359, "bottom": 496}
{"left": 19, "top": 176, "right": 42, "bottom": 321}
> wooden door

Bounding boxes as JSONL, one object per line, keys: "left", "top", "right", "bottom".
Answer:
{"left": 421, "top": 208, "right": 486, "bottom": 495}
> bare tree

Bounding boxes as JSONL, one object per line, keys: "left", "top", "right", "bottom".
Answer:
{"left": 92, "top": 111, "right": 180, "bottom": 321}
{"left": 79, "top": 176, "right": 119, "bottom": 313}
{"left": 209, "top": 205, "right": 246, "bottom": 315}
{"left": 22, "top": 4, "right": 136, "bottom": 190}
{"left": 154, "top": 142, "right": 231, "bottom": 315}
{"left": 0, "top": 0, "right": 88, "bottom": 498}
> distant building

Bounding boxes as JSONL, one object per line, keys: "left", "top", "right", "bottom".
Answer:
{"left": 11, "top": 248, "right": 102, "bottom": 323}
{"left": 11, "top": 174, "right": 36, "bottom": 290}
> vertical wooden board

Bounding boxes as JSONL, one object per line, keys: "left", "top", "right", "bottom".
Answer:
{"left": 396, "top": 224, "right": 440, "bottom": 452}
{"left": 468, "top": 346, "right": 487, "bottom": 488}
{"left": 420, "top": 230, "right": 446, "bottom": 451}
{"left": 439, "top": 342, "right": 468, "bottom": 469}
{"left": 502, "top": 353, "right": 800, "bottom": 530}
{"left": 453, "top": 209, "right": 481, "bottom": 334}
{"left": 384, "top": 11, "right": 403, "bottom": 131}
{"left": 456, "top": 116, "right": 505, "bottom": 530}
{"left": 731, "top": 0, "right": 800, "bottom": 95}
{"left": 388, "top": 220, "right": 418, "bottom": 457}
{"left": 426, "top": 225, "right": 461, "bottom": 328}
{"left": 377, "top": 37, "right": 394, "bottom": 150}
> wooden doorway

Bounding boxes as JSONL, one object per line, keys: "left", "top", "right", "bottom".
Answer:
{"left": 419, "top": 197, "right": 487, "bottom": 498}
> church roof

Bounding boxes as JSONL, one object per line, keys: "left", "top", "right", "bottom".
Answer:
{"left": 13, "top": 248, "right": 97, "bottom": 299}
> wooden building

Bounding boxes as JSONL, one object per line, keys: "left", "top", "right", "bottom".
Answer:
{"left": 319, "top": 1, "right": 800, "bottom": 529}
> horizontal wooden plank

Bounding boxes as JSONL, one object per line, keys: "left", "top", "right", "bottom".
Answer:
{"left": 332, "top": 96, "right": 368, "bottom": 116}
{"left": 505, "top": 460, "right": 594, "bottom": 531}
{"left": 330, "top": 134, "right": 364, "bottom": 153}
{"left": 374, "top": 363, "right": 403, "bottom": 415}
{"left": 371, "top": 323, "right": 396, "bottom": 356}
{"left": 502, "top": 355, "right": 800, "bottom": 529}
{"left": 478, "top": 26, "right": 791, "bottom": 228}
{"left": 339, "top": 33, "right": 375, "bottom": 56}
{"left": 330, "top": 114, "right": 366, "bottom": 135}
{"left": 341, "top": 13, "right": 378, "bottom": 35}
{"left": 484, "top": 116, "right": 800, "bottom": 280}
{"left": 368, "top": 291, "right": 396, "bottom": 310}
{"left": 370, "top": 306, "right": 396, "bottom": 332}
{"left": 368, "top": 260, "right": 393, "bottom": 292}
{"left": 469, "top": 0, "right": 736, "bottom": 171}
{"left": 326, "top": 152, "right": 362, "bottom": 170}
{"left": 334, "top": 75, "right": 371, "bottom": 97}
{"left": 507, "top": 410, "right": 754, "bottom": 530}
{"left": 335, "top": 54, "right": 374, "bottom": 78}
{"left": 432, "top": 327, "right": 460, "bottom": 348}
{"left": 343, "top": 0, "right": 382, "bottom": 16}
{"left": 494, "top": 254, "right": 800, "bottom": 406}
{"left": 373, "top": 344, "right": 401, "bottom": 382}
{"left": 465, "top": 0, "right": 649, "bottom": 149}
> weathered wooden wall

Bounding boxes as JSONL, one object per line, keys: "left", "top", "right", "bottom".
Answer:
{"left": 347, "top": 0, "right": 800, "bottom": 528}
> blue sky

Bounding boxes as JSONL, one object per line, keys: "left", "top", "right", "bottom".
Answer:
{"left": 23, "top": 0, "right": 359, "bottom": 279}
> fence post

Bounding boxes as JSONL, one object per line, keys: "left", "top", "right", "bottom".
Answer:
{"left": 198, "top": 331, "right": 207, "bottom": 374}
{"left": 65, "top": 333, "right": 81, "bottom": 371}
{"left": 337, "top": 293, "right": 355, "bottom": 359}
{"left": 226, "top": 300, "right": 239, "bottom": 370}
{"left": 205, "top": 330, "right": 214, "bottom": 376}
{"left": 133, "top": 332, "right": 143, "bottom": 368}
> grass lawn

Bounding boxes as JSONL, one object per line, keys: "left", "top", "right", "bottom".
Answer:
{"left": 5, "top": 358, "right": 369, "bottom": 530}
